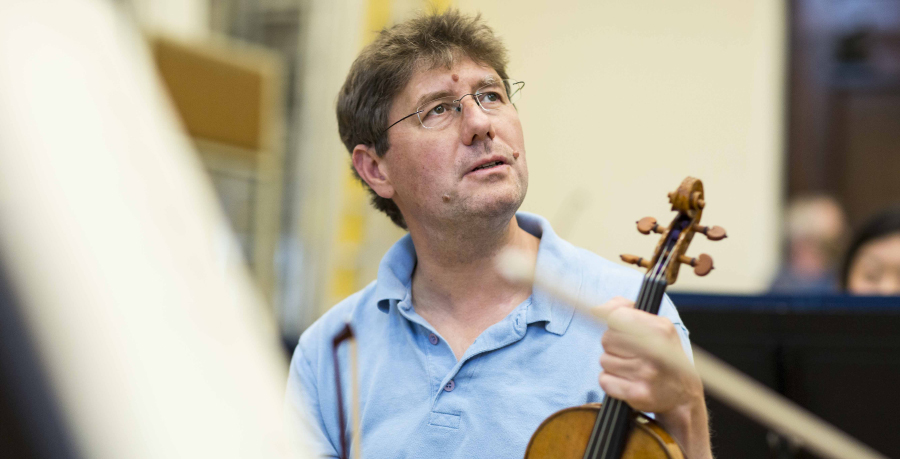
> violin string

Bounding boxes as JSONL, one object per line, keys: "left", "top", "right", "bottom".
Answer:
{"left": 587, "top": 253, "right": 659, "bottom": 458}
{"left": 598, "top": 258, "right": 662, "bottom": 458}
{"left": 590, "top": 267, "right": 651, "bottom": 459}
{"left": 595, "top": 259, "right": 661, "bottom": 459}
{"left": 595, "top": 279, "right": 653, "bottom": 458}
{"left": 644, "top": 228, "right": 678, "bottom": 312}
{"left": 592, "top": 229, "right": 680, "bottom": 459}
{"left": 592, "top": 232, "right": 679, "bottom": 459}
{"left": 647, "top": 235, "right": 677, "bottom": 312}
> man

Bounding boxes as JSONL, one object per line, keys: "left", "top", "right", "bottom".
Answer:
{"left": 287, "top": 10, "right": 712, "bottom": 459}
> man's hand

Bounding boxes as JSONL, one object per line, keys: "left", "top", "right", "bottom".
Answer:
{"left": 596, "top": 296, "right": 713, "bottom": 459}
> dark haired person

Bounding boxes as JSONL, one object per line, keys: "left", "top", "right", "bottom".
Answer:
{"left": 286, "top": 11, "right": 712, "bottom": 458}
{"left": 841, "top": 208, "right": 900, "bottom": 295}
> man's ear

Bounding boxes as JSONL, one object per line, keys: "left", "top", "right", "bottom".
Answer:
{"left": 352, "top": 144, "right": 394, "bottom": 199}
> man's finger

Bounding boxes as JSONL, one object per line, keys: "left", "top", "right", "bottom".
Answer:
{"left": 599, "top": 352, "right": 644, "bottom": 379}
{"left": 598, "top": 372, "right": 651, "bottom": 410}
{"left": 607, "top": 307, "right": 679, "bottom": 344}
{"left": 600, "top": 329, "right": 642, "bottom": 358}
{"left": 593, "top": 296, "right": 635, "bottom": 321}
{"left": 607, "top": 305, "right": 657, "bottom": 331}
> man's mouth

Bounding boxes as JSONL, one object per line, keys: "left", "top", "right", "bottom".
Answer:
{"left": 472, "top": 160, "right": 505, "bottom": 171}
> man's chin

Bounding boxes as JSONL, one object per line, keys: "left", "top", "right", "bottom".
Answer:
{"left": 462, "top": 189, "right": 526, "bottom": 223}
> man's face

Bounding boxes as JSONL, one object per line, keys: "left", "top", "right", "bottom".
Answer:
{"left": 378, "top": 58, "right": 528, "bottom": 230}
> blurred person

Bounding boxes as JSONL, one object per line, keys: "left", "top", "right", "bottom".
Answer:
{"left": 841, "top": 207, "right": 900, "bottom": 295}
{"left": 285, "top": 10, "right": 712, "bottom": 459}
{"left": 770, "top": 195, "right": 847, "bottom": 293}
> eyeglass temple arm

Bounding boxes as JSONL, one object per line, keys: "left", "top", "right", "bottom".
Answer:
{"left": 380, "top": 111, "right": 421, "bottom": 138}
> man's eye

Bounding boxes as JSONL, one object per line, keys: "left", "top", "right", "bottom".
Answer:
{"left": 427, "top": 103, "right": 451, "bottom": 116}
{"left": 480, "top": 92, "right": 502, "bottom": 104}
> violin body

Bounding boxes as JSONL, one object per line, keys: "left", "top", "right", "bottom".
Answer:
{"left": 525, "top": 404, "right": 684, "bottom": 459}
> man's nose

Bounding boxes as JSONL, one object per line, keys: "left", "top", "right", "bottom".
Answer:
{"left": 458, "top": 96, "right": 493, "bottom": 145}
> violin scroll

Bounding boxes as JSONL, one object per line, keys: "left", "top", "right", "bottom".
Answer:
{"left": 623, "top": 177, "right": 726, "bottom": 284}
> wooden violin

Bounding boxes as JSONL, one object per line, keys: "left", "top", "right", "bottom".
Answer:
{"left": 523, "top": 177, "right": 726, "bottom": 459}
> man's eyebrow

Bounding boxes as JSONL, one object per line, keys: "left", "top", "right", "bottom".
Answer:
{"left": 414, "top": 89, "right": 454, "bottom": 109}
{"left": 476, "top": 75, "right": 500, "bottom": 88}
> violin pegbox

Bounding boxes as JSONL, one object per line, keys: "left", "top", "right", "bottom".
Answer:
{"left": 620, "top": 177, "right": 726, "bottom": 285}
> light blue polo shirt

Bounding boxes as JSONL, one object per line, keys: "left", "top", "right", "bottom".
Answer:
{"left": 286, "top": 212, "right": 692, "bottom": 458}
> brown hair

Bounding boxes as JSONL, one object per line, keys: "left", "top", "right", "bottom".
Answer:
{"left": 336, "top": 9, "right": 510, "bottom": 229}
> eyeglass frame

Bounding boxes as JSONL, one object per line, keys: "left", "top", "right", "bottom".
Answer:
{"left": 378, "top": 79, "right": 524, "bottom": 139}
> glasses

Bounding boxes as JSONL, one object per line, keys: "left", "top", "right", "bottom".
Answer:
{"left": 381, "top": 79, "right": 524, "bottom": 136}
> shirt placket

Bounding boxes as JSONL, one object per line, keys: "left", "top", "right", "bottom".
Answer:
{"left": 396, "top": 293, "right": 534, "bottom": 429}
{"left": 395, "top": 296, "right": 456, "bottom": 398}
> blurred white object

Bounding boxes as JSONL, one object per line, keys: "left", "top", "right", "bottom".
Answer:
{"left": 0, "top": 1, "right": 306, "bottom": 457}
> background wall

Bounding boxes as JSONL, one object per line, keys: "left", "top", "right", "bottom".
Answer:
{"left": 454, "top": 0, "right": 787, "bottom": 293}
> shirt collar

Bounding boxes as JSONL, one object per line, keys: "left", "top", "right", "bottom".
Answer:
{"left": 516, "top": 212, "right": 578, "bottom": 335}
{"left": 373, "top": 234, "right": 417, "bottom": 313}
{"left": 373, "top": 212, "right": 579, "bottom": 336}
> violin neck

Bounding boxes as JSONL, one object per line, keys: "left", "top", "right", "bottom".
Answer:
{"left": 583, "top": 273, "right": 668, "bottom": 459}
{"left": 634, "top": 265, "right": 669, "bottom": 315}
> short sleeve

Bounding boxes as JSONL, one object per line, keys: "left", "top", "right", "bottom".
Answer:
{"left": 657, "top": 293, "right": 693, "bottom": 364}
{"left": 285, "top": 341, "right": 340, "bottom": 459}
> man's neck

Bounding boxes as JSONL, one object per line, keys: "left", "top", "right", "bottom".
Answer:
{"left": 408, "top": 214, "right": 540, "bottom": 359}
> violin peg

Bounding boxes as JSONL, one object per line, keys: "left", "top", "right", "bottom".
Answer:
{"left": 693, "top": 254, "right": 714, "bottom": 276}
{"left": 694, "top": 224, "right": 727, "bottom": 241}
{"left": 678, "top": 253, "right": 714, "bottom": 276}
{"left": 688, "top": 191, "right": 706, "bottom": 210}
{"left": 636, "top": 217, "right": 664, "bottom": 235}
{"left": 621, "top": 254, "right": 652, "bottom": 269}
{"left": 705, "top": 225, "right": 726, "bottom": 241}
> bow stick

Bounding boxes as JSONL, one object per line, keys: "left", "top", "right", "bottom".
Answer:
{"left": 332, "top": 323, "right": 362, "bottom": 459}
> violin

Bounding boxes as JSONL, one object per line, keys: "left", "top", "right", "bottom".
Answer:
{"left": 524, "top": 177, "right": 726, "bottom": 459}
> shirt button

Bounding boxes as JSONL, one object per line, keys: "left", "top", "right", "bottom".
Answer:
{"left": 428, "top": 333, "right": 439, "bottom": 345}
{"left": 444, "top": 380, "right": 455, "bottom": 392}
